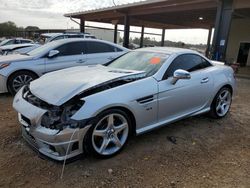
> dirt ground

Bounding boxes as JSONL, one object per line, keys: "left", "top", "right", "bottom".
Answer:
{"left": 0, "top": 79, "right": 249, "bottom": 188}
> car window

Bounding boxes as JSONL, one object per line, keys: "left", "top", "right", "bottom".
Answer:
{"left": 55, "top": 42, "right": 85, "bottom": 56}
{"left": 27, "top": 42, "right": 60, "bottom": 56}
{"left": 164, "top": 54, "right": 212, "bottom": 78}
{"left": 5, "top": 40, "right": 15, "bottom": 45}
{"left": 14, "top": 45, "right": 39, "bottom": 54}
{"left": 15, "top": 40, "right": 21, "bottom": 44}
{"left": 67, "top": 35, "right": 84, "bottom": 38}
{"left": 21, "top": 40, "right": 31, "bottom": 44}
{"left": 115, "top": 47, "right": 122, "bottom": 52}
{"left": 86, "top": 41, "right": 116, "bottom": 54}
{"left": 108, "top": 51, "right": 169, "bottom": 77}
{"left": 0, "top": 40, "right": 9, "bottom": 46}
{"left": 51, "top": 35, "right": 65, "bottom": 42}
{"left": 85, "top": 36, "right": 96, "bottom": 39}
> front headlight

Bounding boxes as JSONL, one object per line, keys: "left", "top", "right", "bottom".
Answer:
{"left": 41, "top": 100, "right": 85, "bottom": 130}
{"left": 0, "top": 63, "right": 11, "bottom": 70}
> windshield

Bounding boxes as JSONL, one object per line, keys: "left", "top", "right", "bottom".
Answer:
{"left": 15, "top": 45, "right": 40, "bottom": 54}
{"left": 107, "top": 51, "right": 169, "bottom": 76}
{"left": 0, "top": 39, "right": 11, "bottom": 46}
{"left": 27, "top": 41, "right": 59, "bottom": 56}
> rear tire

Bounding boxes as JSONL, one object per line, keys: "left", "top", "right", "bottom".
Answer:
{"left": 209, "top": 87, "right": 232, "bottom": 118}
{"left": 7, "top": 71, "right": 38, "bottom": 95}
{"left": 84, "top": 109, "right": 131, "bottom": 158}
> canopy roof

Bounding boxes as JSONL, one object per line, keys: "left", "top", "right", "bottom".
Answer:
{"left": 65, "top": 0, "right": 219, "bottom": 29}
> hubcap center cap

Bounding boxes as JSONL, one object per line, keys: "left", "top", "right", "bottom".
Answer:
{"left": 107, "top": 128, "right": 115, "bottom": 137}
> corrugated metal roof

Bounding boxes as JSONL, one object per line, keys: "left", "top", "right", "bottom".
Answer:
{"left": 64, "top": 0, "right": 217, "bottom": 29}
{"left": 64, "top": 0, "right": 167, "bottom": 17}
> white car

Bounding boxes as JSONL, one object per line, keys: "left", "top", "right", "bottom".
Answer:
{"left": 0, "top": 38, "right": 128, "bottom": 94}
{"left": 13, "top": 47, "right": 236, "bottom": 161}
{"left": 0, "top": 38, "right": 33, "bottom": 47}
{"left": 0, "top": 43, "right": 39, "bottom": 56}
{"left": 41, "top": 33, "right": 96, "bottom": 43}
{"left": 12, "top": 44, "right": 41, "bottom": 55}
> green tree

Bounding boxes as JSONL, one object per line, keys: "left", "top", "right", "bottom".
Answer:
{"left": 25, "top": 26, "right": 40, "bottom": 31}
{"left": 0, "top": 21, "right": 18, "bottom": 37}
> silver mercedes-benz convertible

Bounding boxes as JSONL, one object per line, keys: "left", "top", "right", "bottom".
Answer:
{"left": 13, "top": 47, "right": 236, "bottom": 161}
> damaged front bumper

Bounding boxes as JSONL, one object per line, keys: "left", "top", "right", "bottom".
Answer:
{"left": 13, "top": 87, "right": 91, "bottom": 161}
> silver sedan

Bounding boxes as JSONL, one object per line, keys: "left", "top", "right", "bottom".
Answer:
{"left": 13, "top": 47, "right": 236, "bottom": 161}
{"left": 0, "top": 38, "right": 128, "bottom": 94}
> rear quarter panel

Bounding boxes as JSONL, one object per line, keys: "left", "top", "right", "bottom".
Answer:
{"left": 208, "top": 64, "right": 236, "bottom": 103}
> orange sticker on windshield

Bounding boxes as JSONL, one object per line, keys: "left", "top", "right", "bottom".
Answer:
{"left": 150, "top": 57, "right": 161, "bottom": 64}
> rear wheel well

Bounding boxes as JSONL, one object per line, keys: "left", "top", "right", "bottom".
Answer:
{"left": 211, "top": 84, "right": 233, "bottom": 106}
{"left": 221, "top": 84, "right": 233, "bottom": 95}
{"left": 209, "top": 85, "right": 233, "bottom": 118}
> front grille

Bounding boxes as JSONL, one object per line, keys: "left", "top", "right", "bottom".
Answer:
{"left": 21, "top": 114, "right": 31, "bottom": 126}
{"left": 25, "top": 129, "right": 36, "bottom": 142}
{"left": 22, "top": 127, "right": 38, "bottom": 150}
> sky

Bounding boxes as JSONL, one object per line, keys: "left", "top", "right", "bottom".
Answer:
{"left": 0, "top": 0, "right": 210, "bottom": 44}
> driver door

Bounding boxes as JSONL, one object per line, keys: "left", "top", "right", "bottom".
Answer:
{"left": 157, "top": 54, "right": 213, "bottom": 123}
{"left": 84, "top": 41, "right": 124, "bottom": 65}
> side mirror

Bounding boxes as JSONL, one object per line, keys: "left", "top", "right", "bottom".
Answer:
{"left": 48, "top": 50, "right": 59, "bottom": 58}
{"left": 171, "top": 69, "right": 191, "bottom": 85}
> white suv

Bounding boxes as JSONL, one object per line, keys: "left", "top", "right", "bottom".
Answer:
{"left": 42, "top": 33, "right": 96, "bottom": 43}
{"left": 0, "top": 38, "right": 33, "bottom": 47}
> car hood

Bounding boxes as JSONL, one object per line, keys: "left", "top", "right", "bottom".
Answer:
{"left": 30, "top": 65, "right": 146, "bottom": 106}
{"left": 0, "top": 43, "right": 34, "bottom": 50}
{"left": 0, "top": 54, "right": 33, "bottom": 63}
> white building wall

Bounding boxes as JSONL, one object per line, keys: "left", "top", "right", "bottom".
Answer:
{"left": 226, "top": 18, "right": 250, "bottom": 66}
{"left": 65, "top": 28, "right": 120, "bottom": 43}
{"left": 85, "top": 28, "right": 120, "bottom": 43}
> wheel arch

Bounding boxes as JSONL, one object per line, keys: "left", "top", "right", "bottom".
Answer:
{"left": 6, "top": 69, "right": 39, "bottom": 91}
{"left": 213, "top": 83, "right": 234, "bottom": 99}
{"left": 83, "top": 105, "right": 135, "bottom": 158}
{"left": 222, "top": 84, "right": 233, "bottom": 95}
{"left": 210, "top": 83, "right": 233, "bottom": 107}
{"left": 209, "top": 84, "right": 233, "bottom": 118}
{"left": 95, "top": 106, "right": 137, "bottom": 136}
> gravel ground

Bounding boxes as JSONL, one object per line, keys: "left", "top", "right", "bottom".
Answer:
{"left": 0, "top": 78, "right": 249, "bottom": 188}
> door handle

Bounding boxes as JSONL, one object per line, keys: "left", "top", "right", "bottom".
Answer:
{"left": 201, "top": 77, "right": 209, "bottom": 84}
{"left": 108, "top": 56, "right": 115, "bottom": 60}
{"left": 76, "top": 59, "right": 85, "bottom": 63}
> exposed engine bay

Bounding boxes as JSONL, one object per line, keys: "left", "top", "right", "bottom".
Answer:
{"left": 21, "top": 73, "right": 145, "bottom": 130}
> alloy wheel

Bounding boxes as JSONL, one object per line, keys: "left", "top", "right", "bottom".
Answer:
{"left": 216, "top": 89, "right": 232, "bottom": 117}
{"left": 12, "top": 74, "right": 33, "bottom": 92}
{"left": 91, "top": 113, "right": 129, "bottom": 156}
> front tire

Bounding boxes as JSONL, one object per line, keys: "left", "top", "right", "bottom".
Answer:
{"left": 209, "top": 87, "right": 232, "bottom": 118}
{"left": 84, "top": 109, "right": 131, "bottom": 158}
{"left": 7, "top": 71, "right": 38, "bottom": 95}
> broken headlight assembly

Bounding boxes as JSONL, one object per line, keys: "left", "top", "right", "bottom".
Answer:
{"left": 41, "top": 100, "right": 85, "bottom": 130}
{"left": 22, "top": 86, "right": 86, "bottom": 130}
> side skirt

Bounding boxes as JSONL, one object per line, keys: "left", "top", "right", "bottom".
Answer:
{"left": 136, "top": 107, "right": 210, "bottom": 135}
